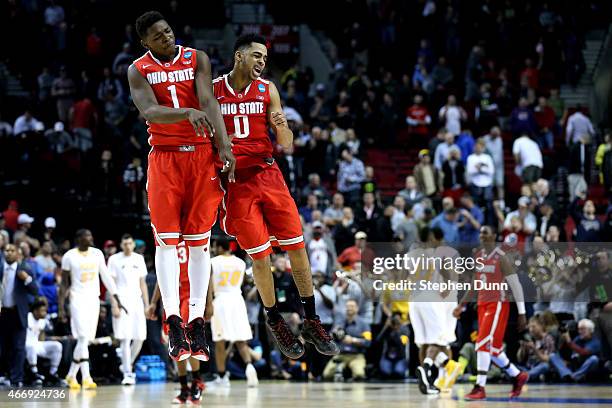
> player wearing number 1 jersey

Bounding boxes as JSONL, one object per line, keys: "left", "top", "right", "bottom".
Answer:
{"left": 213, "top": 34, "right": 338, "bottom": 360}
{"left": 128, "top": 10, "right": 235, "bottom": 363}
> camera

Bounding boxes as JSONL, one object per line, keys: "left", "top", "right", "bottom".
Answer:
{"left": 559, "top": 320, "right": 577, "bottom": 334}
{"left": 331, "top": 327, "right": 346, "bottom": 342}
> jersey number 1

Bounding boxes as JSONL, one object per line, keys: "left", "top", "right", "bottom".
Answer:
{"left": 233, "top": 115, "right": 250, "bottom": 138}
{"left": 167, "top": 85, "right": 180, "bottom": 108}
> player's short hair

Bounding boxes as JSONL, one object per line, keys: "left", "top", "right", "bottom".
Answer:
{"left": 135, "top": 11, "right": 165, "bottom": 39}
{"left": 419, "top": 226, "right": 431, "bottom": 243}
{"left": 75, "top": 229, "right": 90, "bottom": 240}
{"left": 121, "top": 233, "right": 134, "bottom": 241}
{"left": 234, "top": 34, "right": 267, "bottom": 53}
{"left": 32, "top": 296, "right": 48, "bottom": 311}
{"left": 217, "top": 238, "right": 231, "bottom": 252}
{"left": 431, "top": 227, "right": 444, "bottom": 241}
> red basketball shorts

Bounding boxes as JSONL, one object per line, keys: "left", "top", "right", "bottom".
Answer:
{"left": 219, "top": 163, "right": 304, "bottom": 259}
{"left": 475, "top": 301, "right": 509, "bottom": 356}
{"left": 147, "top": 144, "right": 223, "bottom": 247}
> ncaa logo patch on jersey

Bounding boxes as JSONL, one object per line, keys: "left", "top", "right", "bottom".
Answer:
{"left": 184, "top": 51, "right": 193, "bottom": 59}
{"left": 258, "top": 83, "right": 266, "bottom": 92}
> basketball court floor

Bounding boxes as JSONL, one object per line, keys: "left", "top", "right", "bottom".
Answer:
{"left": 6, "top": 381, "right": 612, "bottom": 407}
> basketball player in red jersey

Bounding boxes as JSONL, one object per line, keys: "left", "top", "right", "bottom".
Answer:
{"left": 128, "top": 10, "right": 235, "bottom": 362}
{"left": 213, "top": 34, "right": 338, "bottom": 359}
{"left": 453, "top": 226, "right": 528, "bottom": 400}
{"left": 148, "top": 242, "right": 213, "bottom": 404}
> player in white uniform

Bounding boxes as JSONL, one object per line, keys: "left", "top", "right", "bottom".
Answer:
{"left": 108, "top": 234, "right": 149, "bottom": 385}
{"left": 408, "top": 227, "right": 461, "bottom": 395}
{"left": 25, "top": 298, "right": 63, "bottom": 386}
{"left": 209, "top": 239, "right": 258, "bottom": 387}
{"left": 58, "top": 229, "right": 126, "bottom": 390}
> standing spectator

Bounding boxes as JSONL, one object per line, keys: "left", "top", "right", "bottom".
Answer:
{"left": 323, "top": 193, "right": 345, "bottom": 227}
{"left": 44, "top": 0, "right": 65, "bottom": 28}
{"left": 2, "top": 201, "right": 20, "bottom": 232}
{"left": 549, "top": 319, "right": 601, "bottom": 382}
{"left": 398, "top": 176, "right": 424, "bottom": 208}
{"left": 333, "top": 208, "right": 359, "bottom": 254}
{"left": 534, "top": 96, "right": 556, "bottom": 149}
{"left": 355, "top": 193, "right": 382, "bottom": 240}
{"left": 456, "top": 129, "right": 476, "bottom": 163}
{"left": 18, "top": 242, "right": 43, "bottom": 283}
{"left": 299, "top": 194, "right": 320, "bottom": 224}
{"left": 337, "top": 149, "right": 366, "bottom": 206}
{"left": 104, "top": 91, "right": 128, "bottom": 140}
{"left": 37, "top": 67, "right": 55, "bottom": 103}
{"left": 441, "top": 146, "right": 465, "bottom": 201}
{"left": 567, "top": 135, "right": 593, "bottom": 201}
{"left": 438, "top": 95, "right": 466, "bottom": 136}
{"left": 112, "top": 43, "right": 134, "bottom": 78}
{"left": 520, "top": 58, "right": 539, "bottom": 90}
{"left": 301, "top": 173, "right": 329, "bottom": 206}
{"left": 413, "top": 150, "right": 439, "bottom": 198}
{"left": 434, "top": 131, "right": 459, "bottom": 170}
{"left": 390, "top": 196, "right": 407, "bottom": 233}
{"left": 431, "top": 56, "right": 454, "bottom": 91}
{"left": 307, "top": 222, "right": 335, "bottom": 277}
{"left": 337, "top": 232, "right": 374, "bottom": 271}
{"left": 510, "top": 97, "right": 537, "bottom": 137}
{"left": 395, "top": 204, "right": 419, "bottom": 251}
{"left": 512, "top": 133, "right": 543, "bottom": 184}
{"left": 430, "top": 207, "right": 460, "bottom": 243}
{"left": 13, "top": 214, "right": 40, "bottom": 251}
{"left": 69, "top": 94, "right": 98, "bottom": 154}
{"left": 51, "top": 66, "right": 76, "bottom": 123}
{"left": 466, "top": 138, "right": 494, "bottom": 214}
{"left": 548, "top": 88, "right": 565, "bottom": 119}
{"left": 97, "top": 67, "right": 124, "bottom": 102}
{"left": 406, "top": 95, "right": 432, "bottom": 145}
{"left": 483, "top": 126, "right": 505, "bottom": 200}
{"left": 42, "top": 218, "right": 57, "bottom": 244}
{"left": 0, "top": 244, "right": 39, "bottom": 386}
{"left": 569, "top": 193, "right": 603, "bottom": 242}
{"left": 458, "top": 193, "right": 484, "bottom": 245}
{"left": 503, "top": 196, "right": 537, "bottom": 236}
{"left": 123, "top": 157, "right": 144, "bottom": 212}
{"left": 594, "top": 131, "right": 611, "bottom": 185}
{"left": 566, "top": 108, "right": 595, "bottom": 146}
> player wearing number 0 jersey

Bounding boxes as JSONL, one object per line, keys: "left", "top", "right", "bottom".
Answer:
{"left": 128, "top": 10, "right": 236, "bottom": 363}
{"left": 454, "top": 226, "right": 528, "bottom": 401}
{"left": 213, "top": 34, "right": 339, "bottom": 361}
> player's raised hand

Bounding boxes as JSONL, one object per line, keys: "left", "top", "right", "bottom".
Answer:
{"left": 271, "top": 111, "right": 288, "bottom": 128}
{"left": 186, "top": 108, "right": 215, "bottom": 137}
{"left": 218, "top": 144, "right": 236, "bottom": 183}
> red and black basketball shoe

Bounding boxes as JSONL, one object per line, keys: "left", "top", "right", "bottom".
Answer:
{"left": 185, "top": 317, "right": 210, "bottom": 361}
{"left": 166, "top": 315, "right": 191, "bottom": 361}
{"left": 302, "top": 317, "right": 340, "bottom": 356}
{"left": 266, "top": 318, "right": 305, "bottom": 359}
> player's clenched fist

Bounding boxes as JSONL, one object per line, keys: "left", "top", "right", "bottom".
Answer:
{"left": 270, "top": 111, "right": 288, "bottom": 128}
{"left": 185, "top": 108, "right": 215, "bottom": 137}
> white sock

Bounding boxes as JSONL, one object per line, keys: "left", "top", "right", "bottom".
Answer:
{"left": 156, "top": 245, "right": 181, "bottom": 318}
{"left": 423, "top": 357, "right": 434, "bottom": 367}
{"left": 80, "top": 360, "right": 91, "bottom": 380}
{"left": 121, "top": 339, "right": 131, "bottom": 374}
{"left": 434, "top": 351, "right": 448, "bottom": 368}
{"left": 476, "top": 351, "right": 491, "bottom": 387}
{"left": 67, "top": 361, "right": 80, "bottom": 378}
{"left": 131, "top": 340, "right": 144, "bottom": 364}
{"left": 188, "top": 244, "right": 211, "bottom": 322}
{"left": 491, "top": 352, "right": 520, "bottom": 377}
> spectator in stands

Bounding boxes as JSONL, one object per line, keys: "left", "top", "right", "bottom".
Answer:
{"left": 2, "top": 201, "right": 19, "bottom": 232}
{"left": 112, "top": 42, "right": 134, "bottom": 78}
{"left": 520, "top": 58, "right": 540, "bottom": 90}
{"left": 406, "top": 95, "right": 431, "bottom": 145}
{"left": 466, "top": 138, "right": 495, "bottom": 215}
{"left": 456, "top": 129, "right": 475, "bottom": 163}
{"left": 18, "top": 242, "right": 43, "bottom": 283}
{"left": 438, "top": 95, "right": 466, "bottom": 136}
{"left": 377, "top": 314, "right": 408, "bottom": 379}
{"left": 299, "top": 194, "right": 320, "bottom": 224}
{"left": 534, "top": 96, "right": 556, "bottom": 150}
{"left": 568, "top": 134, "right": 593, "bottom": 201}
{"left": 307, "top": 222, "right": 336, "bottom": 278}
{"left": 0, "top": 243, "right": 39, "bottom": 386}
{"left": 389, "top": 196, "right": 407, "bottom": 233}
{"left": 510, "top": 97, "right": 537, "bottom": 137}
{"left": 569, "top": 192, "right": 603, "bottom": 242}
{"left": 97, "top": 67, "right": 124, "bottom": 102}
{"left": 13, "top": 214, "right": 40, "bottom": 251}
{"left": 476, "top": 83, "right": 500, "bottom": 132}
{"left": 458, "top": 193, "right": 483, "bottom": 245}
{"left": 70, "top": 94, "right": 98, "bottom": 153}
{"left": 566, "top": 108, "right": 595, "bottom": 146}
{"left": 536, "top": 202, "right": 563, "bottom": 240}
{"left": 323, "top": 193, "right": 345, "bottom": 227}
{"left": 434, "top": 131, "right": 459, "bottom": 170}
{"left": 398, "top": 176, "right": 424, "bottom": 208}
{"left": 360, "top": 166, "right": 379, "bottom": 200}
{"left": 323, "top": 299, "right": 371, "bottom": 381}
{"left": 550, "top": 319, "right": 602, "bottom": 382}
{"left": 431, "top": 56, "right": 454, "bottom": 91}
{"left": 123, "top": 157, "right": 144, "bottom": 212}
{"left": 103, "top": 90, "right": 128, "bottom": 140}
{"left": 0, "top": 216, "right": 8, "bottom": 244}
{"left": 413, "top": 149, "right": 439, "bottom": 198}
{"left": 533, "top": 179, "right": 558, "bottom": 210}
{"left": 430, "top": 207, "right": 460, "bottom": 243}
{"left": 513, "top": 133, "right": 543, "bottom": 184}
{"left": 51, "top": 66, "right": 76, "bottom": 123}
{"left": 395, "top": 204, "right": 418, "bottom": 251}
{"left": 517, "top": 316, "right": 556, "bottom": 382}
{"left": 34, "top": 242, "right": 59, "bottom": 314}
{"left": 337, "top": 231, "right": 373, "bottom": 271}
{"left": 355, "top": 193, "right": 382, "bottom": 240}
{"left": 483, "top": 128, "right": 504, "bottom": 201}
{"left": 13, "top": 111, "right": 44, "bottom": 136}
{"left": 42, "top": 217, "right": 57, "bottom": 244}
{"left": 337, "top": 149, "right": 366, "bottom": 206}
{"left": 44, "top": 122, "right": 74, "bottom": 155}
{"left": 301, "top": 173, "right": 329, "bottom": 206}
{"left": 37, "top": 67, "right": 55, "bottom": 104}
{"left": 594, "top": 131, "right": 611, "bottom": 185}
{"left": 428, "top": 128, "right": 446, "bottom": 161}
{"left": 441, "top": 146, "right": 465, "bottom": 201}
{"left": 333, "top": 208, "right": 359, "bottom": 254}
{"left": 504, "top": 196, "right": 537, "bottom": 237}
{"left": 341, "top": 128, "right": 360, "bottom": 156}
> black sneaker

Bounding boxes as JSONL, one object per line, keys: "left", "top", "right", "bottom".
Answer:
{"left": 185, "top": 317, "right": 210, "bottom": 361}
{"left": 190, "top": 378, "right": 204, "bottom": 404}
{"left": 301, "top": 317, "right": 339, "bottom": 356}
{"left": 166, "top": 315, "right": 191, "bottom": 361}
{"left": 266, "top": 318, "right": 305, "bottom": 359}
{"left": 172, "top": 385, "right": 190, "bottom": 404}
{"left": 416, "top": 366, "right": 439, "bottom": 395}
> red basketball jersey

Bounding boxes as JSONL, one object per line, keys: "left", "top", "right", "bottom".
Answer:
{"left": 213, "top": 74, "right": 272, "bottom": 170}
{"left": 133, "top": 46, "right": 211, "bottom": 146}
{"left": 475, "top": 247, "right": 506, "bottom": 303}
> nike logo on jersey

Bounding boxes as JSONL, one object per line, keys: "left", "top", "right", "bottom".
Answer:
{"left": 190, "top": 304, "right": 196, "bottom": 307}
{"left": 142, "top": 64, "right": 151, "bottom": 69}
{"left": 211, "top": 176, "right": 217, "bottom": 181}
{"left": 216, "top": 96, "right": 225, "bottom": 100}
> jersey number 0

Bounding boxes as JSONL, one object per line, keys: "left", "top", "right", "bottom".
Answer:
{"left": 233, "top": 115, "right": 250, "bottom": 138}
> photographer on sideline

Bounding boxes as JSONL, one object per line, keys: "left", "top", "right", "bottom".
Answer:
{"left": 517, "top": 316, "right": 556, "bottom": 382}
{"left": 549, "top": 319, "right": 601, "bottom": 382}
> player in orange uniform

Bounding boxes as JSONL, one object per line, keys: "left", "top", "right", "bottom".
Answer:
{"left": 453, "top": 226, "right": 528, "bottom": 400}
{"left": 148, "top": 242, "right": 213, "bottom": 404}
{"left": 128, "top": 10, "right": 235, "bottom": 362}
{"left": 213, "top": 34, "right": 338, "bottom": 359}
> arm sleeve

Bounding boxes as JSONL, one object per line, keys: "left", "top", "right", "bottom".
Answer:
{"left": 505, "top": 273, "right": 526, "bottom": 314}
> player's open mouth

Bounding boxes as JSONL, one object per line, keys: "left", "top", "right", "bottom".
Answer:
{"left": 253, "top": 66, "right": 263, "bottom": 76}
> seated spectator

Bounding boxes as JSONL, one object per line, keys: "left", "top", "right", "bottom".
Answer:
{"left": 323, "top": 300, "right": 371, "bottom": 381}
{"left": 44, "top": 122, "right": 74, "bottom": 155}
{"left": 510, "top": 97, "right": 537, "bottom": 137}
{"left": 377, "top": 314, "right": 409, "bottom": 379}
{"left": 413, "top": 150, "right": 439, "bottom": 198}
{"left": 503, "top": 196, "right": 537, "bottom": 237}
{"left": 398, "top": 176, "right": 424, "bottom": 207}
{"left": 517, "top": 316, "right": 556, "bottom": 382}
{"left": 355, "top": 193, "right": 382, "bottom": 240}
{"left": 441, "top": 146, "right": 465, "bottom": 194}
{"left": 536, "top": 201, "right": 563, "bottom": 240}
{"left": 13, "top": 111, "right": 44, "bottom": 136}
{"left": 323, "top": 193, "right": 345, "bottom": 227}
{"left": 550, "top": 319, "right": 602, "bottom": 382}
{"left": 299, "top": 194, "right": 320, "bottom": 224}
{"left": 337, "top": 149, "right": 365, "bottom": 206}
{"left": 390, "top": 196, "right": 407, "bottom": 233}
{"left": 97, "top": 67, "right": 124, "bottom": 102}
{"left": 332, "top": 207, "right": 359, "bottom": 254}
{"left": 513, "top": 133, "right": 543, "bottom": 184}
{"left": 26, "top": 298, "right": 63, "bottom": 386}
{"left": 301, "top": 173, "right": 329, "bottom": 206}
{"left": 394, "top": 204, "right": 419, "bottom": 251}
{"left": 337, "top": 231, "right": 374, "bottom": 271}
{"left": 112, "top": 42, "right": 134, "bottom": 78}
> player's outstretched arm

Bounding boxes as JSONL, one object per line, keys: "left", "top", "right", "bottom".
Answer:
{"left": 268, "top": 81, "right": 293, "bottom": 148}
{"left": 194, "top": 50, "right": 236, "bottom": 181}
{"left": 127, "top": 64, "right": 211, "bottom": 136}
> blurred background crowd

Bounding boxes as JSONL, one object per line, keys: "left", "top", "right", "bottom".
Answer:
{"left": 0, "top": 0, "right": 611, "bottom": 387}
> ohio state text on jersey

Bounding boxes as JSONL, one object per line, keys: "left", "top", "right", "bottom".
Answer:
{"left": 134, "top": 45, "right": 211, "bottom": 146}
{"left": 213, "top": 74, "right": 272, "bottom": 170}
